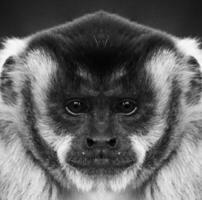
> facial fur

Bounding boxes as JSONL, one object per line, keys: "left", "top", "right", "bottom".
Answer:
{"left": 0, "top": 11, "right": 202, "bottom": 200}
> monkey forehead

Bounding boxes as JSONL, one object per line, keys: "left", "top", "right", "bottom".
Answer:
{"left": 25, "top": 11, "right": 178, "bottom": 96}
{"left": 23, "top": 46, "right": 179, "bottom": 105}
{"left": 70, "top": 50, "right": 179, "bottom": 95}
{"left": 27, "top": 12, "right": 175, "bottom": 72}
{"left": 25, "top": 48, "right": 178, "bottom": 99}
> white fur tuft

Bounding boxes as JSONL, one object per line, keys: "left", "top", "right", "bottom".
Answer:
{"left": 0, "top": 38, "right": 28, "bottom": 73}
{"left": 175, "top": 37, "right": 202, "bottom": 70}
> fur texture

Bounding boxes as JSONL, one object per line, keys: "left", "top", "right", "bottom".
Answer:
{"left": 0, "top": 11, "right": 202, "bottom": 200}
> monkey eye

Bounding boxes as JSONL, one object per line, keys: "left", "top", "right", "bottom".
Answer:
{"left": 65, "top": 99, "right": 89, "bottom": 115}
{"left": 113, "top": 99, "right": 137, "bottom": 115}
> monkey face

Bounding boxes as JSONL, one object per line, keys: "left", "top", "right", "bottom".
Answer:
{"left": 27, "top": 34, "right": 175, "bottom": 191}
{"left": 49, "top": 70, "right": 144, "bottom": 177}
{"left": 42, "top": 57, "right": 154, "bottom": 191}
{"left": 4, "top": 12, "right": 198, "bottom": 193}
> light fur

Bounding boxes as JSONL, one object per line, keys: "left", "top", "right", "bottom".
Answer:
{"left": 0, "top": 35, "right": 202, "bottom": 200}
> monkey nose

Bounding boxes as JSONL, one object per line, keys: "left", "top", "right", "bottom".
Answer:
{"left": 85, "top": 136, "right": 118, "bottom": 149}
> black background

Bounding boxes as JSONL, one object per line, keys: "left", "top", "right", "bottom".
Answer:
{"left": 1, "top": 0, "right": 202, "bottom": 38}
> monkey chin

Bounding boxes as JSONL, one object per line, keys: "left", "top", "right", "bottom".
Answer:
{"left": 63, "top": 164, "right": 138, "bottom": 193}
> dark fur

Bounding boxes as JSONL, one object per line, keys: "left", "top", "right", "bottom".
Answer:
{"left": 0, "top": 11, "right": 199, "bottom": 199}
{"left": 0, "top": 56, "right": 17, "bottom": 105}
{"left": 21, "top": 11, "right": 181, "bottom": 181}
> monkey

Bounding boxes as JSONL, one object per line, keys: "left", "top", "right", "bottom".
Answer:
{"left": 0, "top": 10, "right": 202, "bottom": 200}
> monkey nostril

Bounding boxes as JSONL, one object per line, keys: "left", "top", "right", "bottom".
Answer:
{"left": 86, "top": 137, "right": 96, "bottom": 147}
{"left": 85, "top": 137, "right": 118, "bottom": 148}
{"left": 106, "top": 138, "right": 117, "bottom": 148}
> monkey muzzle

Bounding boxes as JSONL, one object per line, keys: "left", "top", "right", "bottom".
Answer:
{"left": 66, "top": 148, "right": 137, "bottom": 176}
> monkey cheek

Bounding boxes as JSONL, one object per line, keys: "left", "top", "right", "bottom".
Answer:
{"left": 55, "top": 136, "right": 74, "bottom": 166}
{"left": 129, "top": 135, "right": 149, "bottom": 166}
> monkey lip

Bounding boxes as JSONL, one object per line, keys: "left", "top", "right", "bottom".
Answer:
{"left": 67, "top": 158, "right": 136, "bottom": 175}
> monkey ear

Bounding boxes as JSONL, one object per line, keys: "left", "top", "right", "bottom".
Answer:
{"left": 176, "top": 38, "right": 202, "bottom": 66}
{"left": 0, "top": 56, "right": 18, "bottom": 104}
{"left": 0, "top": 38, "right": 27, "bottom": 105}
{"left": 176, "top": 38, "right": 202, "bottom": 105}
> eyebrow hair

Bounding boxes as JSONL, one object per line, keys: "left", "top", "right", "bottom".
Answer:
{"left": 109, "top": 66, "right": 127, "bottom": 83}
{"left": 75, "top": 67, "right": 93, "bottom": 82}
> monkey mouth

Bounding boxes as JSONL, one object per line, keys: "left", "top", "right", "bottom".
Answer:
{"left": 67, "top": 154, "right": 136, "bottom": 176}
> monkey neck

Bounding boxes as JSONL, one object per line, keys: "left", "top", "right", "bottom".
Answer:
{"left": 142, "top": 121, "right": 202, "bottom": 200}
{"left": 0, "top": 123, "right": 60, "bottom": 200}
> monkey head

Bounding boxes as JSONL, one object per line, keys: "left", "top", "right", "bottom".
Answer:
{"left": 1, "top": 11, "right": 200, "bottom": 193}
